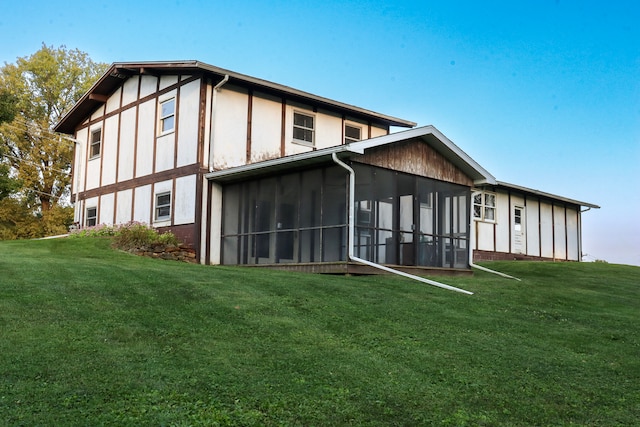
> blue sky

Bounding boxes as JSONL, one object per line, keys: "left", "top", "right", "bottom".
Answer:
{"left": 1, "top": 0, "right": 638, "bottom": 265}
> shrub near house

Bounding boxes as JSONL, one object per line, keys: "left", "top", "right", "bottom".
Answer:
{"left": 70, "top": 222, "right": 196, "bottom": 262}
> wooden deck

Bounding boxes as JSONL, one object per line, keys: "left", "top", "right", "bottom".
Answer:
{"left": 243, "top": 261, "right": 473, "bottom": 277}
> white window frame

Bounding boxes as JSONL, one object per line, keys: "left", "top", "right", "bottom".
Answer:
{"left": 154, "top": 192, "right": 172, "bottom": 222}
{"left": 473, "top": 191, "right": 496, "bottom": 222}
{"left": 344, "top": 123, "right": 362, "bottom": 144}
{"left": 159, "top": 98, "right": 176, "bottom": 134}
{"left": 292, "top": 111, "right": 315, "bottom": 146}
{"left": 89, "top": 128, "right": 101, "bottom": 159}
{"left": 86, "top": 206, "right": 97, "bottom": 227}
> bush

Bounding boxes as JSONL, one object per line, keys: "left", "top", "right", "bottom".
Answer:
{"left": 70, "top": 221, "right": 179, "bottom": 250}
{"left": 69, "top": 223, "right": 117, "bottom": 238}
{"left": 112, "top": 222, "right": 178, "bottom": 250}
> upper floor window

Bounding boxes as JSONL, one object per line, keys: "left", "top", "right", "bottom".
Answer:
{"left": 155, "top": 192, "right": 172, "bottom": 221}
{"left": 90, "top": 129, "right": 101, "bottom": 158}
{"left": 345, "top": 124, "right": 362, "bottom": 143}
{"left": 293, "top": 111, "right": 314, "bottom": 146}
{"left": 86, "top": 207, "right": 97, "bottom": 227}
{"left": 160, "top": 98, "right": 175, "bottom": 134}
{"left": 473, "top": 191, "right": 496, "bottom": 222}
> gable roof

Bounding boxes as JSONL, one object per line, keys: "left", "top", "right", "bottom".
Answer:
{"left": 54, "top": 60, "right": 416, "bottom": 134}
{"left": 205, "top": 125, "right": 497, "bottom": 186}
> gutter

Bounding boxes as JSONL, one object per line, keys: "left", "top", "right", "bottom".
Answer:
{"left": 209, "top": 75, "right": 230, "bottom": 172}
{"left": 331, "top": 152, "right": 474, "bottom": 295}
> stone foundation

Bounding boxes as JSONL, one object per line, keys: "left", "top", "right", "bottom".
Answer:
{"left": 128, "top": 242, "right": 198, "bottom": 263}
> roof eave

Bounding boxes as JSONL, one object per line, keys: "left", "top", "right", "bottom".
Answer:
{"left": 54, "top": 60, "right": 416, "bottom": 134}
{"left": 489, "top": 181, "right": 600, "bottom": 209}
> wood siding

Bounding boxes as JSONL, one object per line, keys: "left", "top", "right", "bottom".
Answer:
{"left": 353, "top": 139, "right": 474, "bottom": 187}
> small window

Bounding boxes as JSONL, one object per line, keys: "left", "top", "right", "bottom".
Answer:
{"left": 86, "top": 207, "right": 97, "bottom": 227}
{"left": 293, "top": 112, "right": 314, "bottom": 145}
{"left": 160, "top": 98, "right": 175, "bottom": 134}
{"left": 473, "top": 191, "right": 496, "bottom": 222}
{"left": 155, "top": 192, "right": 171, "bottom": 221}
{"left": 345, "top": 124, "right": 362, "bottom": 143}
{"left": 90, "top": 129, "right": 101, "bottom": 158}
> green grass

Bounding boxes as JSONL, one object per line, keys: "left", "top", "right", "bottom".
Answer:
{"left": 1, "top": 238, "right": 638, "bottom": 426}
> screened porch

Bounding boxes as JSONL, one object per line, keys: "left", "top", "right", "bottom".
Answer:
{"left": 220, "top": 162, "right": 470, "bottom": 270}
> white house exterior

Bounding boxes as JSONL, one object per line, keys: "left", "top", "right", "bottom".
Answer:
{"left": 472, "top": 182, "right": 598, "bottom": 262}
{"left": 55, "top": 61, "right": 598, "bottom": 273}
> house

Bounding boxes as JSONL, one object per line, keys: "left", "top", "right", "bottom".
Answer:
{"left": 54, "top": 61, "right": 598, "bottom": 274}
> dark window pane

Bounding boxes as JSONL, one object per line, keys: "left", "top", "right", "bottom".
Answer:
{"left": 345, "top": 125, "right": 361, "bottom": 140}
{"left": 294, "top": 113, "right": 313, "bottom": 128}
{"left": 90, "top": 142, "right": 100, "bottom": 157}
{"left": 157, "top": 194, "right": 171, "bottom": 206}
{"left": 293, "top": 127, "right": 313, "bottom": 142}
{"left": 157, "top": 206, "right": 170, "bottom": 218}
{"left": 86, "top": 207, "right": 97, "bottom": 227}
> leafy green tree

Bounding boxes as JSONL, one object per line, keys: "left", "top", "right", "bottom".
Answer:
{"left": 0, "top": 44, "right": 107, "bottom": 238}
{"left": 0, "top": 90, "right": 19, "bottom": 201}
{"left": 0, "top": 89, "right": 17, "bottom": 124}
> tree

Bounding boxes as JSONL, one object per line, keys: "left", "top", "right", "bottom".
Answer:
{"left": 0, "top": 44, "right": 108, "bottom": 238}
{"left": 0, "top": 89, "right": 17, "bottom": 124}
{"left": 0, "top": 89, "right": 19, "bottom": 201}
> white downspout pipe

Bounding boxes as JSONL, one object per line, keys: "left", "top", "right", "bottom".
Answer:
{"left": 62, "top": 136, "right": 83, "bottom": 227}
{"left": 468, "top": 200, "right": 521, "bottom": 281}
{"left": 208, "top": 74, "right": 230, "bottom": 172}
{"left": 331, "top": 152, "right": 474, "bottom": 295}
{"left": 578, "top": 206, "right": 591, "bottom": 261}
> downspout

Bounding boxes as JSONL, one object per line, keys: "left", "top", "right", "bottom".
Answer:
{"left": 63, "top": 136, "right": 83, "bottom": 227}
{"left": 468, "top": 198, "right": 521, "bottom": 281}
{"left": 578, "top": 206, "right": 591, "bottom": 261}
{"left": 331, "top": 152, "right": 474, "bottom": 295}
{"left": 208, "top": 74, "right": 230, "bottom": 172}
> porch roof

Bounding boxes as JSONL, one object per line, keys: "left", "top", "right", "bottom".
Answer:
{"left": 205, "top": 125, "right": 497, "bottom": 186}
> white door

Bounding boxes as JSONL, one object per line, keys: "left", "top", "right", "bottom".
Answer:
{"left": 513, "top": 206, "right": 525, "bottom": 254}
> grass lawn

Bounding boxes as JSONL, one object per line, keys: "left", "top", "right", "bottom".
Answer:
{"left": 0, "top": 237, "right": 638, "bottom": 426}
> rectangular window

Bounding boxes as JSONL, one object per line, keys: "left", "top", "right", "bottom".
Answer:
{"left": 160, "top": 98, "right": 175, "bottom": 134}
{"left": 293, "top": 112, "right": 314, "bottom": 145}
{"left": 90, "top": 129, "right": 101, "bottom": 158}
{"left": 344, "top": 124, "right": 362, "bottom": 143}
{"left": 473, "top": 191, "right": 496, "bottom": 222}
{"left": 155, "top": 192, "right": 171, "bottom": 221}
{"left": 86, "top": 207, "right": 97, "bottom": 227}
